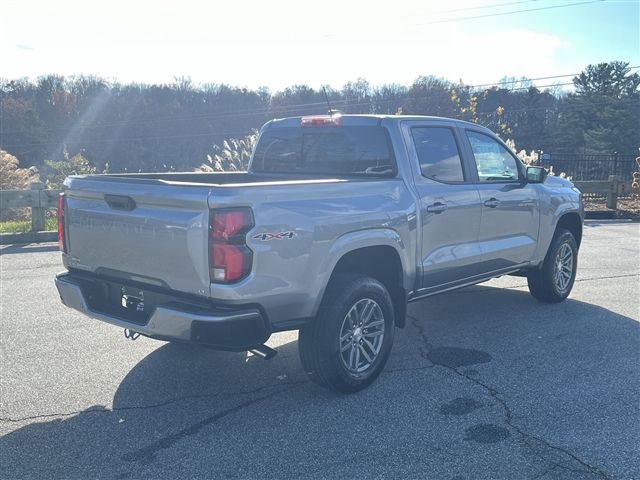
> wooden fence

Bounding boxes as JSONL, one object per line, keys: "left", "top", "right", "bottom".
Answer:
{"left": 573, "top": 176, "right": 635, "bottom": 210}
{"left": 1, "top": 182, "right": 62, "bottom": 231}
{"left": 1, "top": 182, "right": 62, "bottom": 244}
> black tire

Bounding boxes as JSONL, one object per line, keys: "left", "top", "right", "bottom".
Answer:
{"left": 527, "top": 228, "right": 578, "bottom": 303}
{"left": 298, "top": 274, "right": 395, "bottom": 393}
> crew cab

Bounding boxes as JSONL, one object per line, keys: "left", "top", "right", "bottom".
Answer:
{"left": 55, "top": 115, "right": 584, "bottom": 392}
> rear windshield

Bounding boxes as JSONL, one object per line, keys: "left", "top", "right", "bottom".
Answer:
{"left": 250, "top": 126, "right": 397, "bottom": 176}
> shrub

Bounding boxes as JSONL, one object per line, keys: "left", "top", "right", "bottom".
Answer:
{"left": 43, "top": 150, "right": 96, "bottom": 189}
{"left": 0, "top": 149, "right": 39, "bottom": 190}
{"left": 0, "top": 150, "right": 40, "bottom": 221}
{"left": 506, "top": 139, "right": 571, "bottom": 179}
{"left": 197, "top": 131, "right": 258, "bottom": 172}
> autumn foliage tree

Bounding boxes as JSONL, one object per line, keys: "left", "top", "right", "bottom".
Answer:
{"left": 1, "top": 62, "right": 637, "bottom": 175}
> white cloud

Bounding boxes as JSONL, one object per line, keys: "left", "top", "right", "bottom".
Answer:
{"left": 0, "top": 0, "right": 578, "bottom": 90}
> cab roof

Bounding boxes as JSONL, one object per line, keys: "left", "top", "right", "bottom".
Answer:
{"left": 264, "top": 114, "right": 493, "bottom": 133}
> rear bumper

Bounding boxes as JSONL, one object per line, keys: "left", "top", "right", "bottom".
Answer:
{"left": 54, "top": 272, "right": 270, "bottom": 351}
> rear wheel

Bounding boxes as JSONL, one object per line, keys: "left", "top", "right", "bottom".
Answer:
{"left": 298, "top": 274, "right": 395, "bottom": 393}
{"left": 527, "top": 229, "right": 578, "bottom": 303}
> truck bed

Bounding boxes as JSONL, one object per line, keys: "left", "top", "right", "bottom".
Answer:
{"left": 61, "top": 171, "right": 385, "bottom": 301}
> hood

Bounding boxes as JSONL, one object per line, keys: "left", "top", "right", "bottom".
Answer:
{"left": 544, "top": 175, "right": 574, "bottom": 188}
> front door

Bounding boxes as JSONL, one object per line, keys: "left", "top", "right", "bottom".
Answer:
{"left": 463, "top": 129, "right": 540, "bottom": 270}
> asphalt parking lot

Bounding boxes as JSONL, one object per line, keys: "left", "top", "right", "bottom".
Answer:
{"left": 1, "top": 221, "right": 638, "bottom": 480}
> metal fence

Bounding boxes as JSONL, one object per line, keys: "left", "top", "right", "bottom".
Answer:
{"left": 539, "top": 153, "right": 637, "bottom": 181}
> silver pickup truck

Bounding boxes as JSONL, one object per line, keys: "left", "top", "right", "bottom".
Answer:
{"left": 55, "top": 114, "right": 584, "bottom": 392}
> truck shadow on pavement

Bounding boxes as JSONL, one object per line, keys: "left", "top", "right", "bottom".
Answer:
{"left": 1, "top": 285, "right": 638, "bottom": 479}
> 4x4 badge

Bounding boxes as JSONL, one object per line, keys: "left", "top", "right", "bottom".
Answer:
{"left": 253, "top": 231, "right": 296, "bottom": 241}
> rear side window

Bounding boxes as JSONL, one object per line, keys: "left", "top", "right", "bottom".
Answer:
{"left": 251, "top": 126, "right": 396, "bottom": 176}
{"left": 466, "top": 131, "right": 520, "bottom": 182}
{"left": 411, "top": 127, "right": 465, "bottom": 182}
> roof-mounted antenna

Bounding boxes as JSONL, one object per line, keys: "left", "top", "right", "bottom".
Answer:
{"left": 322, "top": 86, "right": 335, "bottom": 116}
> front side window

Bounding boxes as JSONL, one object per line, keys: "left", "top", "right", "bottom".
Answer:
{"left": 411, "top": 127, "right": 465, "bottom": 182}
{"left": 466, "top": 131, "right": 520, "bottom": 182}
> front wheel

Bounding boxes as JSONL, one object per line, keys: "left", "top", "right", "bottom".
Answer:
{"left": 298, "top": 274, "right": 395, "bottom": 393}
{"left": 527, "top": 229, "right": 578, "bottom": 303}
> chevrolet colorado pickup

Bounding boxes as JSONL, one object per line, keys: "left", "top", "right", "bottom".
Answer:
{"left": 55, "top": 114, "right": 584, "bottom": 392}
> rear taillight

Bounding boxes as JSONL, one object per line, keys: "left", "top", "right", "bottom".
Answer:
{"left": 57, "top": 193, "right": 66, "bottom": 252}
{"left": 209, "top": 208, "right": 253, "bottom": 283}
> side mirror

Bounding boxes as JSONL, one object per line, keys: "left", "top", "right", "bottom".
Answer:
{"left": 526, "top": 166, "right": 547, "bottom": 183}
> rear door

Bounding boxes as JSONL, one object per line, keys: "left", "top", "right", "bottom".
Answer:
{"left": 402, "top": 121, "right": 484, "bottom": 291}
{"left": 63, "top": 176, "right": 212, "bottom": 297}
{"left": 462, "top": 129, "right": 540, "bottom": 270}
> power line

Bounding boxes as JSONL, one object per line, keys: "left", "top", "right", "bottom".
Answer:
{"left": 0, "top": 129, "right": 256, "bottom": 150}
{"left": 462, "top": 66, "right": 640, "bottom": 89}
{"left": 2, "top": 63, "right": 638, "bottom": 143}
{"left": 3, "top": 97, "right": 637, "bottom": 150}
{"left": 482, "top": 97, "right": 640, "bottom": 117}
{"left": 0, "top": 1, "right": 615, "bottom": 138}
{"left": 426, "top": 0, "right": 537, "bottom": 16}
{"left": 497, "top": 81, "right": 573, "bottom": 91}
{"left": 0, "top": 98, "right": 351, "bottom": 135}
{"left": 422, "top": 0, "right": 605, "bottom": 25}
{"left": 322, "top": 1, "right": 539, "bottom": 37}
{"left": 4, "top": 65, "right": 638, "bottom": 137}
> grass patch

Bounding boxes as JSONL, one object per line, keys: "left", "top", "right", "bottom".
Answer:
{"left": 0, "top": 217, "right": 57, "bottom": 233}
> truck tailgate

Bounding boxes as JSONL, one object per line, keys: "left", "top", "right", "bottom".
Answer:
{"left": 63, "top": 176, "right": 212, "bottom": 297}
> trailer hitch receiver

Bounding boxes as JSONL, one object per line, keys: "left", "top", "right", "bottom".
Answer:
{"left": 124, "top": 328, "right": 140, "bottom": 340}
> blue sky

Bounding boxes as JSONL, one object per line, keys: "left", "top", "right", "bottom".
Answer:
{"left": 2, "top": 0, "right": 638, "bottom": 91}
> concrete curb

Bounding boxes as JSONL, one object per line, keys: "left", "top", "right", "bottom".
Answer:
{"left": 0, "top": 231, "right": 58, "bottom": 245}
{"left": 584, "top": 210, "right": 616, "bottom": 219}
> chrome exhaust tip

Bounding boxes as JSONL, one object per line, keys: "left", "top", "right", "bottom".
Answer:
{"left": 249, "top": 344, "right": 277, "bottom": 360}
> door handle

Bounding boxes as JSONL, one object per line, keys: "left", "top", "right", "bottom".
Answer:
{"left": 483, "top": 198, "right": 500, "bottom": 208}
{"left": 426, "top": 202, "right": 447, "bottom": 214}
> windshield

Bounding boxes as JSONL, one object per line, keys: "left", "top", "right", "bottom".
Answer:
{"left": 250, "top": 126, "right": 397, "bottom": 176}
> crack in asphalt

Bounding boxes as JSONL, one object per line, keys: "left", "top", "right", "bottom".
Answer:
{"left": 121, "top": 388, "right": 293, "bottom": 464}
{"left": 557, "top": 273, "right": 637, "bottom": 284}
{"left": 384, "top": 364, "right": 435, "bottom": 373}
{"left": 0, "top": 364, "right": 441, "bottom": 424}
{"left": 0, "top": 380, "right": 306, "bottom": 424}
{"left": 529, "top": 465, "right": 558, "bottom": 480}
{"left": 407, "top": 314, "right": 612, "bottom": 480}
